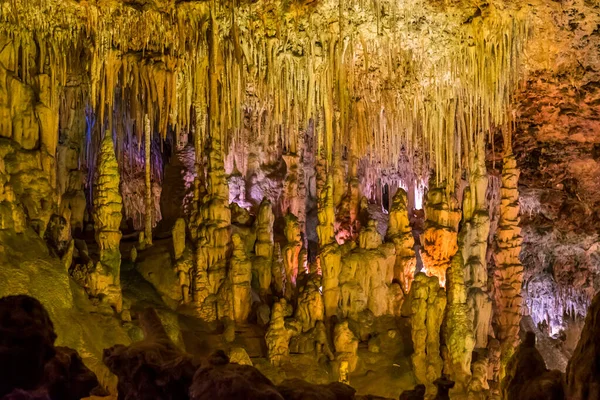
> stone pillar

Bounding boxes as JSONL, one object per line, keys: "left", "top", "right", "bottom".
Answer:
{"left": 318, "top": 175, "right": 341, "bottom": 318}
{"left": 92, "top": 131, "right": 123, "bottom": 312}
{"left": 282, "top": 213, "right": 302, "bottom": 298}
{"left": 492, "top": 154, "right": 523, "bottom": 382}
{"left": 143, "top": 114, "right": 153, "bottom": 246}
{"left": 410, "top": 273, "right": 446, "bottom": 397}
{"left": 253, "top": 198, "right": 274, "bottom": 296}
{"left": 386, "top": 188, "right": 416, "bottom": 294}
{"left": 231, "top": 233, "right": 252, "bottom": 324}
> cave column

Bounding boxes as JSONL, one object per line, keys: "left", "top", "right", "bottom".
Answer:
{"left": 192, "top": 3, "right": 232, "bottom": 322}
{"left": 92, "top": 131, "right": 123, "bottom": 312}
{"left": 491, "top": 150, "right": 523, "bottom": 383}
{"left": 318, "top": 174, "right": 341, "bottom": 317}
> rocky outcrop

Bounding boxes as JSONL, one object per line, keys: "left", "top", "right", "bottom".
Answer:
{"left": 92, "top": 131, "right": 123, "bottom": 312}
{"left": 566, "top": 290, "right": 600, "bottom": 400}
{"left": 0, "top": 295, "right": 104, "bottom": 400}
{"left": 103, "top": 308, "right": 196, "bottom": 400}
{"left": 502, "top": 331, "right": 564, "bottom": 400}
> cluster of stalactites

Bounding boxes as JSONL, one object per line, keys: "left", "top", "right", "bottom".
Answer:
{"left": 1, "top": 0, "right": 529, "bottom": 189}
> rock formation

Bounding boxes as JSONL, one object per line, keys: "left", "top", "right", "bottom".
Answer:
{"left": 386, "top": 188, "right": 416, "bottom": 293}
{"left": 91, "top": 131, "right": 123, "bottom": 312}
{"left": 410, "top": 273, "right": 446, "bottom": 397}
{"left": 492, "top": 154, "right": 524, "bottom": 382}
{"left": 502, "top": 332, "right": 564, "bottom": 400}
{"left": 253, "top": 198, "right": 275, "bottom": 296}
{"left": 294, "top": 273, "right": 324, "bottom": 332}
{"left": 0, "top": 295, "right": 104, "bottom": 400}
{"left": 420, "top": 186, "right": 461, "bottom": 286}
{"left": 333, "top": 320, "right": 359, "bottom": 377}
{"left": 231, "top": 233, "right": 253, "bottom": 324}
{"left": 318, "top": 175, "right": 342, "bottom": 317}
{"left": 282, "top": 213, "right": 303, "bottom": 297}
{"left": 103, "top": 308, "right": 196, "bottom": 400}
{"left": 566, "top": 290, "right": 600, "bottom": 400}
{"left": 265, "top": 299, "right": 299, "bottom": 366}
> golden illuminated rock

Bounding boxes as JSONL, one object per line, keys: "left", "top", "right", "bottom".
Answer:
{"left": 294, "top": 273, "right": 324, "bottom": 333}
{"left": 334, "top": 320, "right": 359, "bottom": 374}
{"left": 410, "top": 272, "right": 446, "bottom": 398}
{"left": 420, "top": 186, "right": 461, "bottom": 286}
{"left": 282, "top": 213, "right": 303, "bottom": 298}
{"left": 386, "top": 188, "right": 416, "bottom": 294}
{"left": 92, "top": 131, "right": 123, "bottom": 312}
{"left": 265, "top": 299, "right": 299, "bottom": 366}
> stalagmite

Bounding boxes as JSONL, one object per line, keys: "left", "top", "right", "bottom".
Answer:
{"left": 333, "top": 320, "right": 359, "bottom": 376}
{"left": 294, "top": 273, "right": 324, "bottom": 332}
{"left": 492, "top": 153, "right": 524, "bottom": 383}
{"left": 443, "top": 254, "right": 475, "bottom": 397}
{"left": 282, "top": 213, "right": 302, "bottom": 298}
{"left": 92, "top": 131, "right": 123, "bottom": 312}
{"left": 231, "top": 233, "right": 252, "bottom": 324}
{"left": 253, "top": 199, "right": 274, "bottom": 296}
{"left": 282, "top": 153, "right": 306, "bottom": 229}
{"left": 336, "top": 178, "right": 361, "bottom": 243}
{"left": 318, "top": 175, "right": 342, "bottom": 317}
{"left": 420, "top": 186, "right": 461, "bottom": 286}
{"left": 265, "top": 299, "right": 299, "bottom": 366}
{"left": 463, "top": 139, "right": 493, "bottom": 352}
{"left": 410, "top": 273, "right": 446, "bottom": 398}
{"left": 386, "top": 188, "right": 416, "bottom": 294}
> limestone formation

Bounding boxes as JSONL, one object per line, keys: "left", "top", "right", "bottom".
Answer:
{"left": 172, "top": 218, "right": 187, "bottom": 261}
{"left": 420, "top": 186, "right": 461, "bottom": 286}
{"left": 92, "top": 131, "right": 123, "bottom": 312}
{"left": 265, "top": 299, "right": 299, "bottom": 366}
{"left": 336, "top": 178, "right": 361, "bottom": 243}
{"left": 410, "top": 273, "right": 446, "bottom": 397}
{"left": 492, "top": 154, "right": 524, "bottom": 382}
{"left": 282, "top": 213, "right": 303, "bottom": 298}
{"left": 253, "top": 198, "right": 275, "bottom": 296}
{"left": 333, "top": 320, "right": 359, "bottom": 376}
{"left": 318, "top": 175, "right": 342, "bottom": 317}
{"left": 231, "top": 233, "right": 252, "bottom": 324}
{"left": 386, "top": 188, "right": 416, "bottom": 294}
{"left": 294, "top": 273, "right": 324, "bottom": 332}
{"left": 194, "top": 135, "right": 232, "bottom": 321}
{"left": 338, "top": 220, "right": 396, "bottom": 318}
{"left": 443, "top": 254, "right": 475, "bottom": 396}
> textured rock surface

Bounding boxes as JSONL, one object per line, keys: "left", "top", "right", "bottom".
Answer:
{"left": 502, "top": 332, "right": 564, "bottom": 400}
{"left": 409, "top": 273, "right": 446, "bottom": 397}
